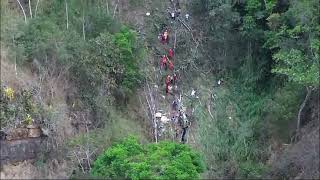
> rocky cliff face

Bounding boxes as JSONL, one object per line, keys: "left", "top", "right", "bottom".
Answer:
{"left": 0, "top": 137, "right": 47, "bottom": 166}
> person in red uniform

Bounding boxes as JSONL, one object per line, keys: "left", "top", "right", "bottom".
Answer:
{"left": 168, "top": 60, "right": 174, "bottom": 71}
{"left": 168, "top": 48, "right": 174, "bottom": 59}
{"left": 160, "top": 55, "right": 167, "bottom": 70}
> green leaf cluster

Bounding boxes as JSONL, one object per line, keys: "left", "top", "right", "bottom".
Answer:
{"left": 91, "top": 137, "right": 205, "bottom": 179}
{"left": 265, "top": 0, "right": 320, "bottom": 87}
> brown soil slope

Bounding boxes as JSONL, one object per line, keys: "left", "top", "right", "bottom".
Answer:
{"left": 267, "top": 91, "right": 320, "bottom": 179}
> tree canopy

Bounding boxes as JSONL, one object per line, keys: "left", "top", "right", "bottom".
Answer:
{"left": 91, "top": 137, "right": 205, "bottom": 179}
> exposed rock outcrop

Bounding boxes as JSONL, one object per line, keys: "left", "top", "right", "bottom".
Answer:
{"left": 0, "top": 137, "right": 47, "bottom": 166}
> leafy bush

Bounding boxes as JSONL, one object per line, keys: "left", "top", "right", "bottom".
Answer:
{"left": 14, "top": 1, "right": 143, "bottom": 109}
{"left": 0, "top": 86, "right": 40, "bottom": 129}
{"left": 91, "top": 137, "right": 205, "bottom": 179}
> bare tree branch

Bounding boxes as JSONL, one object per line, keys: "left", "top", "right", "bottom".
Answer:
{"left": 65, "top": 0, "right": 69, "bottom": 30}
{"left": 297, "top": 87, "right": 313, "bottom": 133}
{"left": 106, "top": 0, "right": 109, "bottom": 15}
{"left": 28, "top": 0, "right": 33, "bottom": 18}
{"left": 112, "top": 0, "right": 119, "bottom": 19}
{"left": 73, "top": 151, "right": 85, "bottom": 173}
{"left": 16, "top": 0, "right": 27, "bottom": 23}
{"left": 35, "top": 0, "right": 40, "bottom": 17}
{"left": 82, "top": 12, "right": 85, "bottom": 40}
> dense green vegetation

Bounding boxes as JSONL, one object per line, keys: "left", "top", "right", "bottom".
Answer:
{"left": 186, "top": 0, "right": 319, "bottom": 178}
{"left": 13, "top": 2, "right": 143, "bottom": 107}
{"left": 91, "top": 136, "right": 204, "bottom": 179}
{"left": 1, "top": 0, "right": 147, "bottom": 176}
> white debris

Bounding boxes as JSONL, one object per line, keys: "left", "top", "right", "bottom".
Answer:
{"left": 191, "top": 89, "right": 196, "bottom": 96}
{"left": 182, "top": 106, "right": 187, "bottom": 111}
{"left": 155, "top": 112, "right": 162, "bottom": 118}
{"left": 228, "top": 116, "right": 232, "bottom": 120}
{"left": 185, "top": 14, "right": 189, "bottom": 20}
{"left": 146, "top": 12, "right": 151, "bottom": 16}
{"left": 171, "top": 12, "right": 175, "bottom": 18}
{"left": 161, "top": 116, "right": 170, "bottom": 123}
{"left": 218, "top": 80, "right": 221, "bottom": 85}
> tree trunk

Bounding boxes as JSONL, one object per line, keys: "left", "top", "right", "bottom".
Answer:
{"left": 112, "top": 0, "right": 119, "bottom": 19}
{"left": 297, "top": 87, "right": 313, "bottom": 133}
{"left": 82, "top": 1, "right": 86, "bottom": 41}
{"left": 65, "top": 0, "right": 69, "bottom": 30}
{"left": 106, "top": 0, "right": 109, "bottom": 15}
{"left": 34, "top": 0, "right": 40, "bottom": 17}
{"left": 28, "top": 0, "right": 33, "bottom": 18}
{"left": 16, "top": 0, "right": 27, "bottom": 23}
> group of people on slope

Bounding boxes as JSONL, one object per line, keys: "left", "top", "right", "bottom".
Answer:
{"left": 154, "top": 0, "right": 192, "bottom": 143}
{"left": 162, "top": 48, "right": 178, "bottom": 95}
{"left": 160, "top": 48, "right": 174, "bottom": 70}
{"left": 158, "top": 26, "right": 178, "bottom": 96}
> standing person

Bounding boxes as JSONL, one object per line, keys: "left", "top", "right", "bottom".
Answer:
{"left": 162, "top": 30, "right": 169, "bottom": 44}
{"left": 172, "top": 95, "right": 180, "bottom": 111}
{"left": 166, "top": 75, "right": 171, "bottom": 87}
{"left": 160, "top": 55, "right": 167, "bottom": 70}
{"left": 166, "top": 84, "right": 169, "bottom": 95}
{"left": 168, "top": 48, "right": 174, "bottom": 59}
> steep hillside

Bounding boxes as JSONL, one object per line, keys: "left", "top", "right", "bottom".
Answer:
{"left": 0, "top": 0, "right": 319, "bottom": 179}
{"left": 267, "top": 91, "right": 319, "bottom": 179}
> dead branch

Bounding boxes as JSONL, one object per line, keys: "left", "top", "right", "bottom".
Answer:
{"left": 144, "top": 81, "right": 158, "bottom": 143}
{"left": 73, "top": 151, "right": 85, "bottom": 173}
{"left": 207, "top": 103, "right": 214, "bottom": 120}
{"left": 297, "top": 87, "right": 313, "bottom": 133}
{"left": 65, "top": 0, "right": 69, "bottom": 30}
{"left": 176, "top": 17, "right": 199, "bottom": 47}
{"left": 106, "top": 0, "right": 109, "bottom": 15}
{"left": 16, "top": 0, "right": 27, "bottom": 23}
{"left": 28, "top": 0, "right": 33, "bottom": 18}
{"left": 35, "top": 0, "right": 40, "bottom": 17}
{"left": 177, "top": 17, "right": 191, "bottom": 31}
{"left": 112, "top": 0, "right": 119, "bottom": 19}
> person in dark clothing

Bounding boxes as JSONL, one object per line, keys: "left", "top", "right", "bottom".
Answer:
{"left": 181, "top": 127, "right": 188, "bottom": 143}
{"left": 172, "top": 97, "right": 179, "bottom": 111}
